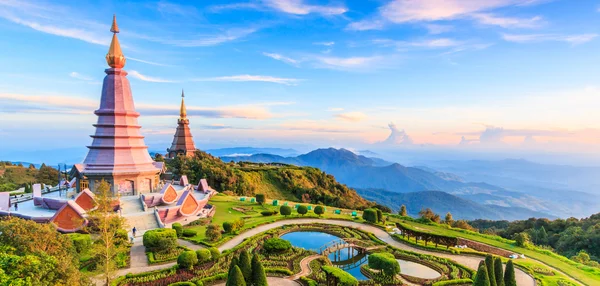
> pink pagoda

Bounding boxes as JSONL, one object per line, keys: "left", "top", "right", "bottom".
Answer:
{"left": 72, "top": 15, "right": 162, "bottom": 195}
{"left": 166, "top": 90, "right": 197, "bottom": 158}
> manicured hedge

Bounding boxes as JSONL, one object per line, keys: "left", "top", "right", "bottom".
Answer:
{"left": 69, "top": 233, "right": 91, "bottom": 254}
{"left": 432, "top": 279, "right": 474, "bottom": 286}
{"left": 177, "top": 251, "right": 198, "bottom": 269}
{"left": 263, "top": 237, "right": 291, "bottom": 253}
{"left": 172, "top": 223, "right": 183, "bottom": 238}
{"left": 182, "top": 229, "right": 197, "bottom": 237}
{"left": 322, "top": 266, "right": 358, "bottom": 286}
{"left": 362, "top": 209, "right": 378, "bottom": 223}
{"left": 143, "top": 228, "right": 178, "bottom": 252}
{"left": 196, "top": 249, "right": 211, "bottom": 263}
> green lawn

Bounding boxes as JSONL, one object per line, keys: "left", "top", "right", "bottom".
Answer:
{"left": 389, "top": 217, "right": 600, "bottom": 286}
{"left": 183, "top": 194, "right": 363, "bottom": 245}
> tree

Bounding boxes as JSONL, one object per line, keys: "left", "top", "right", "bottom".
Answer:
{"left": 297, "top": 205, "right": 308, "bottom": 216}
{"left": 35, "top": 164, "right": 59, "bottom": 186}
{"left": 196, "top": 249, "right": 211, "bottom": 263}
{"left": 226, "top": 265, "right": 246, "bottom": 286}
{"left": 474, "top": 262, "right": 491, "bottom": 286}
{"left": 0, "top": 218, "right": 84, "bottom": 285}
{"left": 223, "top": 221, "right": 234, "bottom": 233}
{"left": 513, "top": 232, "right": 531, "bottom": 247}
{"left": 255, "top": 194, "right": 266, "bottom": 205}
{"left": 280, "top": 205, "right": 292, "bottom": 216}
{"left": 206, "top": 224, "right": 222, "bottom": 242}
{"left": 399, "top": 204, "right": 407, "bottom": 216}
{"left": 537, "top": 226, "right": 548, "bottom": 245}
{"left": 301, "top": 193, "right": 311, "bottom": 203}
{"left": 251, "top": 254, "right": 268, "bottom": 286}
{"left": 177, "top": 251, "right": 198, "bottom": 270}
{"left": 419, "top": 208, "right": 441, "bottom": 223}
{"left": 362, "top": 209, "right": 378, "bottom": 223}
{"left": 314, "top": 206, "right": 325, "bottom": 216}
{"left": 494, "top": 257, "right": 505, "bottom": 286}
{"left": 238, "top": 250, "right": 252, "bottom": 282}
{"left": 87, "top": 180, "right": 128, "bottom": 285}
{"left": 504, "top": 260, "right": 517, "bottom": 286}
{"left": 485, "top": 255, "right": 497, "bottom": 286}
{"left": 445, "top": 212, "right": 454, "bottom": 225}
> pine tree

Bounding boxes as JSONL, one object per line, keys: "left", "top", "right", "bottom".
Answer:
{"left": 538, "top": 226, "right": 548, "bottom": 245}
{"left": 474, "top": 263, "right": 491, "bottom": 286}
{"left": 226, "top": 265, "right": 246, "bottom": 286}
{"left": 399, "top": 205, "right": 407, "bottom": 216}
{"left": 251, "top": 254, "right": 268, "bottom": 286}
{"left": 504, "top": 260, "right": 517, "bottom": 286}
{"left": 238, "top": 250, "right": 252, "bottom": 282}
{"left": 485, "top": 255, "right": 497, "bottom": 286}
{"left": 494, "top": 257, "right": 504, "bottom": 286}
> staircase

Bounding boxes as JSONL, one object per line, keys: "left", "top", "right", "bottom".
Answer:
{"left": 119, "top": 195, "right": 160, "bottom": 235}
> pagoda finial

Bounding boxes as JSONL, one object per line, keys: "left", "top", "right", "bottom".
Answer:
{"left": 179, "top": 90, "right": 187, "bottom": 119}
{"left": 106, "top": 14, "right": 126, "bottom": 68}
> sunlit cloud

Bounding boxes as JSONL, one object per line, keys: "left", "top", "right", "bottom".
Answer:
{"left": 471, "top": 13, "right": 543, "bottom": 28}
{"left": 264, "top": 0, "right": 347, "bottom": 16}
{"left": 346, "top": 19, "right": 385, "bottom": 31}
{"left": 335, "top": 112, "right": 368, "bottom": 122}
{"left": 502, "top": 33, "right": 597, "bottom": 45}
{"left": 194, "top": 75, "right": 301, "bottom": 85}
{"left": 424, "top": 24, "right": 454, "bottom": 34}
{"left": 128, "top": 57, "right": 173, "bottom": 67}
{"left": 69, "top": 72, "right": 93, "bottom": 81}
{"left": 128, "top": 70, "right": 177, "bottom": 83}
{"left": 262, "top": 52, "right": 299, "bottom": 65}
{"left": 315, "top": 55, "right": 386, "bottom": 71}
{"left": 164, "top": 28, "right": 258, "bottom": 47}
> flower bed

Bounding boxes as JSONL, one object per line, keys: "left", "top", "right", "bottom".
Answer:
{"left": 147, "top": 246, "right": 191, "bottom": 265}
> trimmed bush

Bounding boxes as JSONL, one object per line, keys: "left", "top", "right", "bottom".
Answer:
{"left": 485, "top": 255, "right": 497, "bottom": 286}
{"left": 177, "top": 250, "right": 198, "bottom": 270}
{"left": 223, "top": 221, "right": 234, "bottom": 233}
{"left": 280, "top": 205, "right": 292, "bottom": 216}
{"left": 182, "top": 229, "right": 197, "bottom": 237}
{"left": 227, "top": 265, "right": 246, "bottom": 286}
{"left": 474, "top": 262, "right": 491, "bottom": 286}
{"left": 172, "top": 223, "right": 183, "bottom": 238}
{"left": 314, "top": 206, "right": 325, "bottom": 216}
{"left": 238, "top": 250, "right": 252, "bottom": 282}
{"left": 208, "top": 247, "right": 220, "bottom": 260}
{"left": 362, "top": 208, "right": 378, "bottom": 223}
{"left": 169, "top": 282, "right": 195, "bottom": 286}
{"left": 263, "top": 237, "right": 291, "bottom": 253}
{"left": 297, "top": 205, "right": 308, "bottom": 216}
{"left": 255, "top": 194, "right": 265, "bottom": 205}
{"left": 322, "top": 266, "right": 358, "bottom": 286}
{"left": 251, "top": 254, "right": 268, "bottom": 286}
{"left": 494, "top": 257, "right": 505, "bottom": 286}
{"left": 68, "top": 233, "right": 91, "bottom": 254}
{"left": 368, "top": 252, "right": 400, "bottom": 276}
{"left": 196, "top": 249, "right": 211, "bottom": 264}
{"left": 504, "top": 260, "right": 517, "bottom": 286}
{"left": 205, "top": 224, "right": 222, "bottom": 242}
{"left": 143, "top": 228, "right": 178, "bottom": 252}
{"left": 261, "top": 210, "right": 276, "bottom": 216}
{"left": 432, "top": 279, "right": 473, "bottom": 286}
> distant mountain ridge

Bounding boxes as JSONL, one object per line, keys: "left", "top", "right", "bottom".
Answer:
{"left": 221, "top": 148, "right": 556, "bottom": 220}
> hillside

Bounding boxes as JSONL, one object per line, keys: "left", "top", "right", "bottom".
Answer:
{"left": 168, "top": 151, "right": 374, "bottom": 210}
{"left": 221, "top": 148, "right": 557, "bottom": 219}
{"left": 357, "top": 188, "right": 556, "bottom": 220}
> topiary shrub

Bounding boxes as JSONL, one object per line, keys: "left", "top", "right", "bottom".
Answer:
{"left": 143, "top": 228, "right": 178, "bottom": 252}
{"left": 208, "top": 247, "right": 220, "bottom": 260}
{"left": 68, "top": 233, "right": 91, "bottom": 254}
{"left": 280, "top": 205, "right": 292, "bottom": 216}
{"left": 183, "top": 229, "right": 197, "bottom": 237}
{"left": 368, "top": 252, "right": 400, "bottom": 276}
{"left": 255, "top": 194, "right": 266, "bottom": 205}
{"left": 223, "top": 221, "right": 234, "bottom": 233}
{"left": 263, "top": 237, "right": 291, "bottom": 253}
{"left": 169, "top": 282, "right": 196, "bottom": 286}
{"left": 251, "top": 254, "right": 268, "bottom": 286}
{"left": 314, "top": 206, "right": 325, "bottom": 216}
{"left": 205, "top": 224, "right": 222, "bottom": 242}
{"left": 362, "top": 209, "right": 378, "bottom": 223}
{"left": 172, "top": 223, "right": 183, "bottom": 238}
{"left": 261, "top": 210, "right": 276, "bottom": 216}
{"left": 297, "top": 205, "right": 308, "bottom": 216}
{"left": 196, "top": 249, "right": 211, "bottom": 264}
{"left": 177, "top": 250, "right": 198, "bottom": 270}
{"left": 321, "top": 266, "right": 358, "bottom": 286}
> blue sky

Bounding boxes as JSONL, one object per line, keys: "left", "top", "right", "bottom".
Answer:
{"left": 1, "top": 0, "right": 600, "bottom": 159}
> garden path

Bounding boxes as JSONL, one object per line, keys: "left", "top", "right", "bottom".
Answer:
{"left": 286, "top": 254, "right": 323, "bottom": 280}
{"left": 115, "top": 219, "right": 554, "bottom": 286}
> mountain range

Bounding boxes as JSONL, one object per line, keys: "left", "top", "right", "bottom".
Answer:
{"left": 221, "top": 148, "right": 559, "bottom": 220}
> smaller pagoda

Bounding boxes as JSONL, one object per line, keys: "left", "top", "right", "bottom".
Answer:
{"left": 167, "top": 90, "right": 197, "bottom": 158}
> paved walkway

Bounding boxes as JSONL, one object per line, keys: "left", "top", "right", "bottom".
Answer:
{"left": 115, "top": 219, "right": 567, "bottom": 286}
{"left": 286, "top": 254, "right": 323, "bottom": 280}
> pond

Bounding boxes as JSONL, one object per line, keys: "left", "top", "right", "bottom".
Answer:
{"left": 280, "top": 231, "right": 441, "bottom": 281}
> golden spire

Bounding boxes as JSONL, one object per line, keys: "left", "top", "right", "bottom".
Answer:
{"left": 106, "top": 14, "right": 126, "bottom": 68}
{"left": 179, "top": 89, "right": 187, "bottom": 119}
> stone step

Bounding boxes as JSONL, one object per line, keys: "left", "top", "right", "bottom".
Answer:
{"left": 120, "top": 196, "right": 144, "bottom": 214}
{"left": 124, "top": 212, "right": 159, "bottom": 234}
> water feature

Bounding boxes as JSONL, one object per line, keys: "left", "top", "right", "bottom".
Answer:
{"left": 280, "top": 231, "right": 441, "bottom": 281}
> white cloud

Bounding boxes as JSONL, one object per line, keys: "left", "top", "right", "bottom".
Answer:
{"left": 335, "top": 112, "right": 367, "bottom": 122}
{"left": 471, "top": 13, "right": 543, "bottom": 28}
{"left": 69, "top": 72, "right": 93, "bottom": 81}
{"left": 208, "top": 3, "right": 262, "bottom": 13}
{"left": 380, "top": 0, "right": 527, "bottom": 23}
{"left": 424, "top": 24, "right": 454, "bottom": 34}
{"left": 165, "top": 28, "right": 257, "bottom": 47}
{"left": 194, "top": 75, "right": 300, "bottom": 85}
{"left": 346, "top": 19, "right": 386, "bottom": 31}
{"left": 262, "top": 52, "right": 299, "bottom": 65}
{"left": 264, "top": 0, "right": 347, "bottom": 15}
{"left": 315, "top": 56, "right": 385, "bottom": 70}
{"left": 128, "top": 70, "right": 177, "bottom": 83}
{"left": 128, "top": 57, "right": 172, "bottom": 67}
{"left": 502, "top": 33, "right": 598, "bottom": 45}
{"left": 313, "top": 41, "right": 335, "bottom": 46}
{"left": 327, "top": 107, "right": 344, "bottom": 112}
{"left": 374, "top": 38, "right": 462, "bottom": 48}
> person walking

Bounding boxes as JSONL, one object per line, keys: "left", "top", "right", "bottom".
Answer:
{"left": 14, "top": 202, "right": 18, "bottom": 211}
{"left": 132, "top": 226, "right": 137, "bottom": 237}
